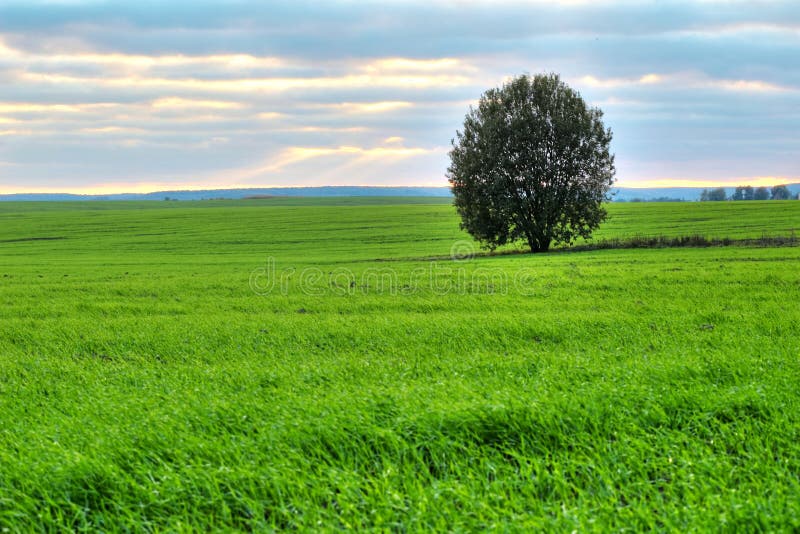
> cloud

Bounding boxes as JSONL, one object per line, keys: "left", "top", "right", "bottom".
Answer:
{"left": 576, "top": 72, "right": 796, "bottom": 93}
{"left": 0, "top": 0, "right": 798, "bottom": 192}
{"left": 256, "top": 112, "right": 286, "bottom": 120}
{"left": 0, "top": 102, "right": 118, "bottom": 113}
{"left": 0, "top": 178, "right": 253, "bottom": 195}
{"left": 0, "top": 38, "right": 285, "bottom": 70}
{"left": 311, "top": 101, "right": 414, "bottom": 114}
{"left": 286, "top": 126, "right": 369, "bottom": 133}
{"left": 150, "top": 97, "right": 246, "bottom": 110}
{"left": 0, "top": 128, "right": 33, "bottom": 136}
{"left": 620, "top": 176, "right": 796, "bottom": 188}
{"left": 360, "top": 57, "right": 475, "bottom": 74}
{"left": 78, "top": 126, "right": 146, "bottom": 134}
{"left": 714, "top": 79, "right": 791, "bottom": 93}
{"left": 246, "top": 143, "right": 444, "bottom": 175}
{"left": 15, "top": 70, "right": 475, "bottom": 93}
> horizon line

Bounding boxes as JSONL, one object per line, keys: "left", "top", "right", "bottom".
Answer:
{"left": 2, "top": 180, "right": 800, "bottom": 196}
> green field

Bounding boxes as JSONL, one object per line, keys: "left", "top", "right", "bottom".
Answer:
{"left": 1, "top": 199, "right": 800, "bottom": 530}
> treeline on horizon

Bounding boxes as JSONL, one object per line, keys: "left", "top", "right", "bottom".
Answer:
{"left": 700, "top": 185, "right": 798, "bottom": 202}
{"left": 617, "top": 196, "right": 686, "bottom": 203}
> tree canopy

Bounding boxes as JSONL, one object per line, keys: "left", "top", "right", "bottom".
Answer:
{"left": 732, "top": 186, "right": 754, "bottom": 201}
{"left": 708, "top": 184, "right": 796, "bottom": 201}
{"left": 447, "top": 73, "right": 615, "bottom": 253}
{"left": 771, "top": 185, "right": 791, "bottom": 200}
{"left": 700, "top": 188, "right": 727, "bottom": 201}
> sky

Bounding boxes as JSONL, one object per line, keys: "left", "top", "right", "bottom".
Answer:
{"left": 0, "top": 0, "right": 798, "bottom": 194}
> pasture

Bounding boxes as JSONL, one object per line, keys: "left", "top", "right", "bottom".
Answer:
{"left": 1, "top": 198, "right": 799, "bottom": 530}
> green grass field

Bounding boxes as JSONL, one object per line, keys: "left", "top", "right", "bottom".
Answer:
{"left": 1, "top": 199, "right": 800, "bottom": 530}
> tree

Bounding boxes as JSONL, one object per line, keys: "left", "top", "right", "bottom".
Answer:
{"left": 700, "top": 187, "right": 727, "bottom": 201}
{"left": 771, "top": 184, "right": 791, "bottom": 200}
{"left": 732, "top": 185, "right": 754, "bottom": 201}
{"left": 710, "top": 188, "right": 728, "bottom": 201}
{"left": 754, "top": 186, "right": 769, "bottom": 200}
{"left": 447, "top": 73, "right": 615, "bottom": 253}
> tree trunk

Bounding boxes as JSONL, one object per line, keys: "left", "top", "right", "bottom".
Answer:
{"left": 527, "top": 235, "right": 551, "bottom": 253}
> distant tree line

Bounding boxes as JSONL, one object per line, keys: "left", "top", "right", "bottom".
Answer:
{"left": 627, "top": 197, "right": 685, "bottom": 203}
{"left": 616, "top": 197, "right": 685, "bottom": 202}
{"left": 700, "top": 185, "right": 796, "bottom": 201}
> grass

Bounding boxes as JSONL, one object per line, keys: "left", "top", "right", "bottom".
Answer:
{"left": 1, "top": 199, "right": 800, "bottom": 530}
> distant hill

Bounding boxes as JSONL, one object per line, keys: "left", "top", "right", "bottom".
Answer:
{"left": 0, "top": 186, "right": 453, "bottom": 202}
{"left": 2, "top": 184, "right": 798, "bottom": 202}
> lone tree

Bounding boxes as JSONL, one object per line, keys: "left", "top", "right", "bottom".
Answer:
{"left": 447, "top": 73, "right": 615, "bottom": 253}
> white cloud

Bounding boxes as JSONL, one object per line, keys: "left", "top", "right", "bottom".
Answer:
{"left": 310, "top": 101, "right": 414, "bottom": 114}
{"left": 151, "top": 97, "right": 246, "bottom": 110}
{"left": 576, "top": 72, "right": 796, "bottom": 93}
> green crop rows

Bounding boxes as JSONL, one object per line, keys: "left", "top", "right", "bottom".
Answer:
{"left": 1, "top": 198, "right": 799, "bottom": 530}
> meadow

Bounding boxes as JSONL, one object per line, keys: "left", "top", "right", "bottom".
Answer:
{"left": 1, "top": 198, "right": 799, "bottom": 530}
